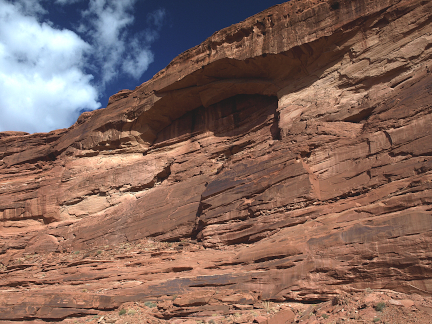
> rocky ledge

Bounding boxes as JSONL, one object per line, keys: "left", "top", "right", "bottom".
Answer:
{"left": 1, "top": 0, "right": 432, "bottom": 322}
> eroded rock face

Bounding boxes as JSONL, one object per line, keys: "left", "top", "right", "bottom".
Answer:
{"left": 1, "top": 0, "right": 432, "bottom": 321}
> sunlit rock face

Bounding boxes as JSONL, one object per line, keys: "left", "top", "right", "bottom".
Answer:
{"left": 1, "top": 0, "right": 432, "bottom": 321}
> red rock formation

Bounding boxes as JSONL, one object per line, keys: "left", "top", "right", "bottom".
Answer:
{"left": 1, "top": 0, "right": 432, "bottom": 321}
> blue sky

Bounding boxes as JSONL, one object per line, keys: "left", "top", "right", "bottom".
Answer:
{"left": 0, "top": 0, "right": 283, "bottom": 134}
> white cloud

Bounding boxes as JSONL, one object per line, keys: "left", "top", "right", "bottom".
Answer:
{"left": 13, "top": 0, "right": 47, "bottom": 16}
{"left": 0, "top": 0, "right": 165, "bottom": 134}
{"left": 0, "top": 0, "right": 101, "bottom": 133}
{"left": 122, "top": 40, "right": 154, "bottom": 79}
{"left": 79, "top": 0, "right": 164, "bottom": 87}
{"left": 148, "top": 8, "right": 165, "bottom": 28}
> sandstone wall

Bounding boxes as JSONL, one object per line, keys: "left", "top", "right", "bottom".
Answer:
{"left": 0, "top": 0, "right": 431, "bottom": 320}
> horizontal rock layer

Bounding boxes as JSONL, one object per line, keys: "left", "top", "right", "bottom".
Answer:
{"left": 1, "top": 0, "right": 432, "bottom": 321}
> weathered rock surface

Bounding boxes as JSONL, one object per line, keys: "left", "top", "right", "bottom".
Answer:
{"left": 1, "top": 0, "right": 432, "bottom": 321}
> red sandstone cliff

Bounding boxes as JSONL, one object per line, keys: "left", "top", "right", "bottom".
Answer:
{"left": 1, "top": 0, "right": 432, "bottom": 322}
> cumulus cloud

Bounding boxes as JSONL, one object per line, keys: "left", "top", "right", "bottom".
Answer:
{"left": 0, "top": 0, "right": 100, "bottom": 133}
{"left": 79, "top": 0, "right": 165, "bottom": 87}
{"left": 0, "top": 0, "right": 165, "bottom": 133}
{"left": 12, "top": 0, "right": 47, "bottom": 16}
{"left": 122, "top": 38, "right": 154, "bottom": 79}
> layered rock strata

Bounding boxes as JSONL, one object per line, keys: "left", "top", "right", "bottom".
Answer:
{"left": 1, "top": 0, "right": 432, "bottom": 321}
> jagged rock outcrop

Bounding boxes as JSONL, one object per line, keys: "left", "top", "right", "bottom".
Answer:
{"left": 1, "top": 0, "right": 432, "bottom": 321}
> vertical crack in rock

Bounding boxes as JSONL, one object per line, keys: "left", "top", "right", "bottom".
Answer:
{"left": 192, "top": 199, "right": 206, "bottom": 241}
{"left": 270, "top": 110, "right": 281, "bottom": 140}
{"left": 383, "top": 130, "right": 393, "bottom": 146}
